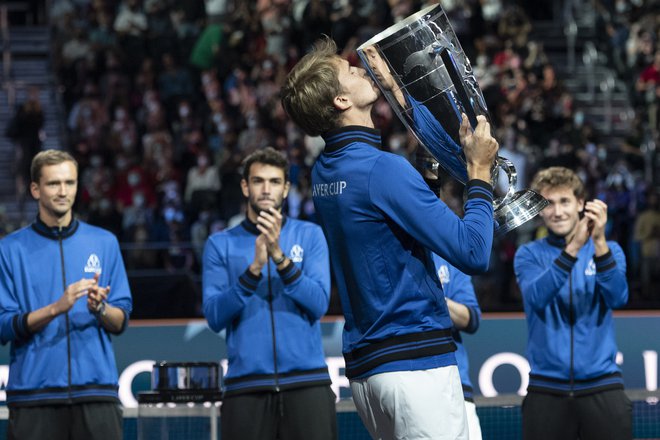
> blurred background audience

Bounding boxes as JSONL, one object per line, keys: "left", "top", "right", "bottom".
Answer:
{"left": 2, "top": 0, "right": 658, "bottom": 317}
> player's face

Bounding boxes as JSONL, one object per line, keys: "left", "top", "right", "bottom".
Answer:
{"left": 538, "top": 186, "right": 584, "bottom": 238}
{"left": 241, "top": 163, "right": 290, "bottom": 220}
{"left": 30, "top": 161, "right": 78, "bottom": 223}
{"left": 334, "top": 58, "right": 380, "bottom": 109}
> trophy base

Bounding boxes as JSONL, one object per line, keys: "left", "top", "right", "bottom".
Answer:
{"left": 494, "top": 189, "right": 548, "bottom": 236}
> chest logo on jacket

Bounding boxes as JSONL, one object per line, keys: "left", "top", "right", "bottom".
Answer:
{"left": 437, "top": 265, "right": 450, "bottom": 288}
{"left": 585, "top": 259, "right": 596, "bottom": 276}
{"left": 289, "top": 244, "right": 304, "bottom": 263}
{"left": 84, "top": 253, "right": 102, "bottom": 274}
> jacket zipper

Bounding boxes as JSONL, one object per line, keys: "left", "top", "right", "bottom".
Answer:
{"left": 267, "top": 262, "right": 280, "bottom": 393}
{"left": 58, "top": 233, "right": 72, "bottom": 400}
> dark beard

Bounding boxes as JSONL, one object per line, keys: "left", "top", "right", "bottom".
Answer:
{"left": 249, "top": 198, "right": 282, "bottom": 216}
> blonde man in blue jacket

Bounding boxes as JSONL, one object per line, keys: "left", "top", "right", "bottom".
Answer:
{"left": 514, "top": 166, "right": 631, "bottom": 440}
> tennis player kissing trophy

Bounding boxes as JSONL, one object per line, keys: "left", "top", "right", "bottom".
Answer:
{"left": 357, "top": 4, "right": 548, "bottom": 234}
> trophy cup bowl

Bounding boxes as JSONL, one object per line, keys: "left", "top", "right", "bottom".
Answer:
{"left": 357, "top": 3, "right": 548, "bottom": 235}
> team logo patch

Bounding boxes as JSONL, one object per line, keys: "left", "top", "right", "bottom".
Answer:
{"left": 437, "top": 264, "right": 450, "bottom": 288}
{"left": 585, "top": 259, "right": 596, "bottom": 276}
{"left": 289, "top": 244, "right": 304, "bottom": 263}
{"left": 84, "top": 254, "right": 102, "bottom": 274}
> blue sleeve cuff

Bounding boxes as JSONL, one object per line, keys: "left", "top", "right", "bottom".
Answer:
{"left": 12, "top": 313, "right": 33, "bottom": 342}
{"left": 107, "top": 308, "right": 130, "bottom": 335}
{"left": 594, "top": 250, "right": 616, "bottom": 272}
{"left": 277, "top": 260, "right": 302, "bottom": 286}
{"left": 466, "top": 180, "right": 493, "bottom": 202}
{"left": 463, "top": 306, "right": 480, "bottom": 334}
{"left": 238, "top": 268, "right": 262, "bottom": 294}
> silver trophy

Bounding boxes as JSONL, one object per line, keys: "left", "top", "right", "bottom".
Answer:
{"left": 357, "top": 3, "right": 547, "bottom": 235}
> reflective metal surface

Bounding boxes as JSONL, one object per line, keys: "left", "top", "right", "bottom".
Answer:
{"left": 152, "top": 361, "right": 221, "bottom": 391}
{"left": 357, "top": 4, "right": 547, "bottom": 234}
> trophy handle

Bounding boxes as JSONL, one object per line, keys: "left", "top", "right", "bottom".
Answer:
{"left": 492, "top": 156, "right": 517, "bottom": 211}
{"left": 491, "top": 156, "right": 549, "bottom": 236}
{"left": 439, "top": 48, "right": 479, "bottom": 128}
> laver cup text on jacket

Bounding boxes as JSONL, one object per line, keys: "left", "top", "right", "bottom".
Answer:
{"left": 312, "top": 180, "right": 347, "bottom": 197}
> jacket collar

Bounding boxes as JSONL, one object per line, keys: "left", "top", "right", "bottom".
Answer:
{"left": 546, "top": 231, "right": 567, "bottom": 248}
{"left": 31, "top": 215, "right": 79, "bottom": 239}
{"left": 241, "top": 215, "right": 288, "bottom": 236}
{"left": 321, "top": 125, "right": 381, "bottom": 153}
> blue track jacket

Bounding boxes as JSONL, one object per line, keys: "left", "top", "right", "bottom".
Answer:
{"left": 203, "top": 217, "right": 332, "bottom": 396}
{"left": 312, "top": 126, "right": 494, "bottom": 379}
{"left": 0, "top": 218, "right": 132, "bottom": 407}
{"left": 514, "top": 233, "right": 628, "bottom": 396}
{"left": 433, "top": 255, "right": 481, "bottom": 401}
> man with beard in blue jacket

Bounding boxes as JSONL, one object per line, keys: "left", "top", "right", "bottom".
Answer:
{"left": 0, "top": 149, "right": 131, "bottom": 439}
{"left": 202, "top": 147, "right": 336, "bottom": 440}
{"left": 514, "top": 166, "right": 631, "bottom": 440}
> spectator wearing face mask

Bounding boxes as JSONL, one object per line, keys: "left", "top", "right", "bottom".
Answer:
{"left": 205, "top": 98, "right": 232, "bottom": 154}
{"left": 158, "top": 52, "right": 195, "bottom": 116}
{"left": 185, "top": 151, "right": 221, "bottom": 217}
{"left": 115, "top": 165, "right": 157, "bottom": 212}
{"left": 88, "top": 197, "right": 124, "bottom": 240}
{"left": 114, "top": 0, "right": 148, "bottom": 73}
{"left": 122, "top": 191, "right": 154, "bottom": 234}
{"left": 172, "top": 99, "right": 202, "bottom": 161}
{"left": 110, "top": 105, "right": 139, "bottom": 154}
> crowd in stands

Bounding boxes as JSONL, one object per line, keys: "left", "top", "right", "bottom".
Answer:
{"left": 589, "top": 0, "right": 660, "bottom": 305}
{"left": 5, "top": 0, "right": 659, "bottom": 314}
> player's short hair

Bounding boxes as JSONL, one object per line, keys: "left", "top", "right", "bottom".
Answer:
{"left": 531, "top": 166, "right": 585, "bottom": 199}
{"left": 31, "top": 149, "right": 78, "bottom": 183}
{"left": 242, "top": 147, "right": 289, "bottom": 181}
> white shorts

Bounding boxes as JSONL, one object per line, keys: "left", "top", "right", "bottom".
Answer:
{"left": 350, "top": 365, "right": 468, "bottom": 440}
{"left": 464, "top": 400, "right": 483, "bottom": 440}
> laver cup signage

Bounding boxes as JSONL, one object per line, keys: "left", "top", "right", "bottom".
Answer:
{"left": 356, "top": 4, "right": 548, "bottom": 235}
{"left": 0, "top": 315, "right": 657, "bottom": 406}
